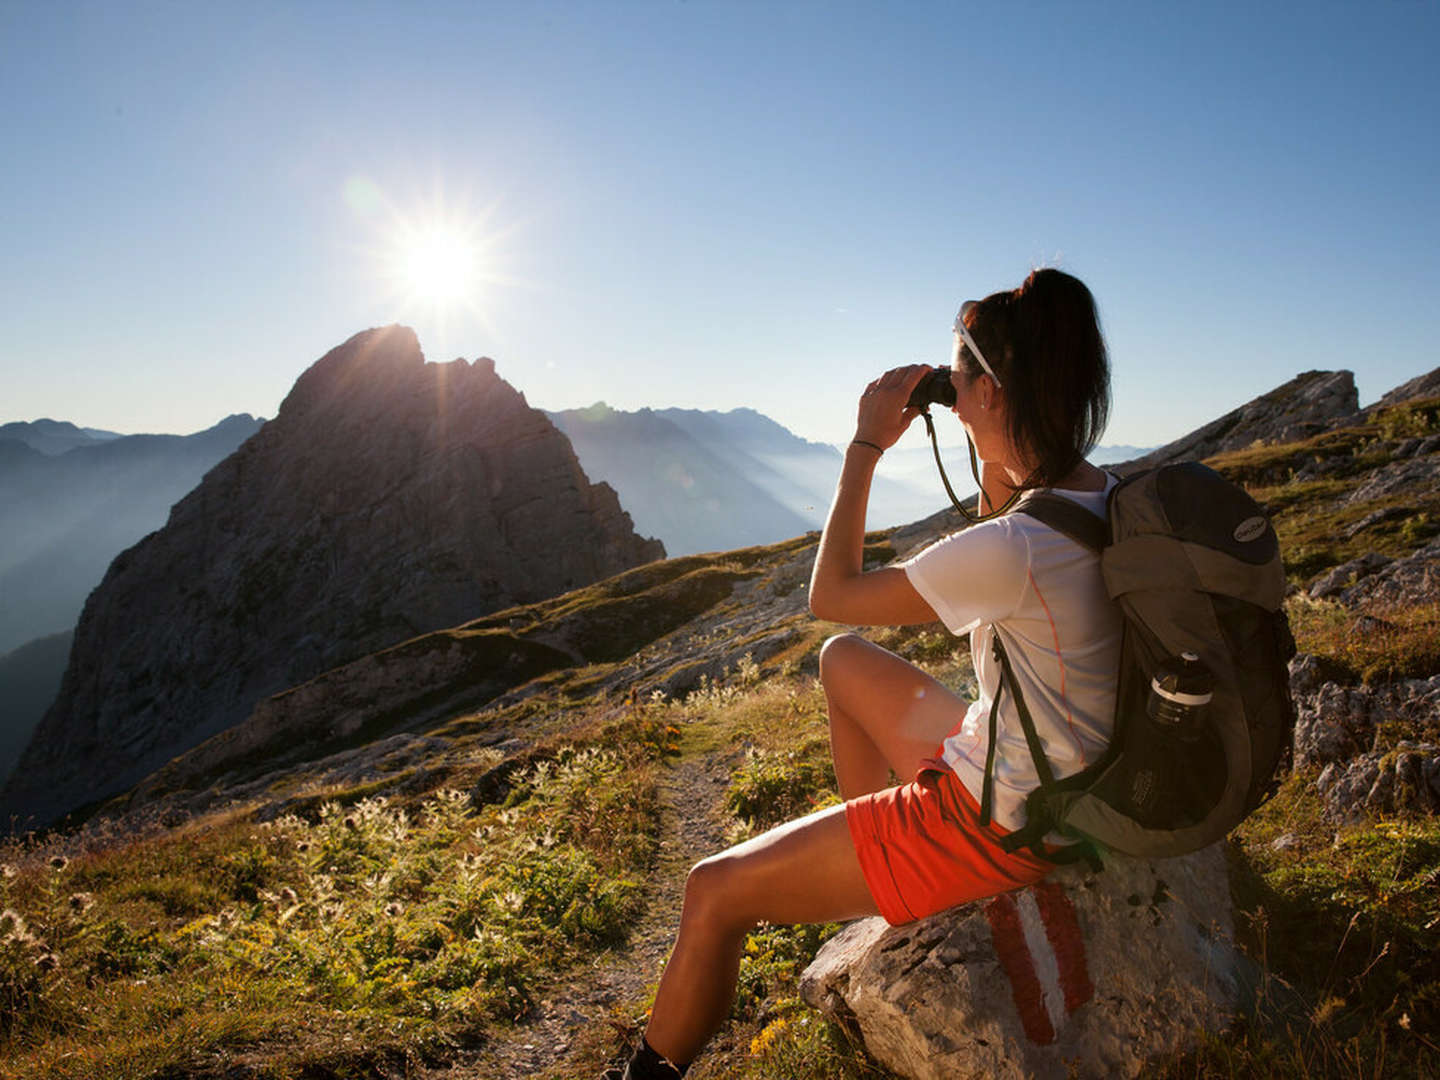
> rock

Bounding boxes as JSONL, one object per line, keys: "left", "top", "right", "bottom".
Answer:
{"left": 1293, "top": 680, "right": 1373, "bottom": 771}
{"left": 1287, "top": 653, "right": 1329, "bottom": 697}
{"left": 1316, "top": 743, "right": 1440, "bottom": 822}
{"left": 1289, "top": 656, "right": 1440, "bottom": 819}
{"left": 1341, "top": 456, "right": 1440, "bottom": 506}
{"left": 1342, "top": 506, "right": 1413, "bottom": 540}
{"left": 1115, "top": 370, "right": 1357, "bottom": 474}
{"left": 1331, "top": 537, "right": 1440, "bottom": 609}
{"left": 1362, "top": 365, "right": 1440, "bottom": 415}
{"left": 1308, "top": 552, "right": 1394, "bottom": 600}
{"left": 2, "top": 326, "right": 665, "bottom": 828}
{"left": 800, "top": 845, "right": 1238, "bottom": 1080}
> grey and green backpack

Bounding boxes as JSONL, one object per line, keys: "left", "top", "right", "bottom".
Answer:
{"left": 977, "top": 461, "right": 1297, "bottom": 868}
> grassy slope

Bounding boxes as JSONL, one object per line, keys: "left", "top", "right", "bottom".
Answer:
{"left": 2, "top": 400, "right": 1438, "bottom": 1078}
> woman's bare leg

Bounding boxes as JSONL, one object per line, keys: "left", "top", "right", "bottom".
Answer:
{"left": 819, "top": 632, "right": 966, "bottom": 799}
{"left": 643, "top": 803, "right": 877, "bottom": 1066}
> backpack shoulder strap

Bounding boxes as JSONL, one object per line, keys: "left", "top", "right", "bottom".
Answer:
{"left": 1011, "top": 490, "right": 1108, "bottom": 553}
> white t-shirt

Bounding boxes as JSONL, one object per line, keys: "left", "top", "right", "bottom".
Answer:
{"left": 902, "top": 477, "right": 1122, "bottom": 834}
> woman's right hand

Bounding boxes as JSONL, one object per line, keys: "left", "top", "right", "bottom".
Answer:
{"left": 854, "top": 364, "right": 931, "bottom": 452}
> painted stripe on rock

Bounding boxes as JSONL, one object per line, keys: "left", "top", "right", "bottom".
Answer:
{"left": 1032, "top": 879, "right": 1093, "bottom": 1012}
{"left": 984, "top": 892, "right": 1055, "bottom": 1045}
{"left": 984, "top": 882, "right": 1094, "bottom": 1046}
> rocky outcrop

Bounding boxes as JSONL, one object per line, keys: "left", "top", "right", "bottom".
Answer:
{"left": 3, "top": 326, "right": 663, "bottom": 828}
{"left": 1360, "top": 364, "right": 1440, "bottom": 417}
{"left": 1289, "top": 654, "right": 1440, "bottom": 820}
{"left": 800, "top": 845, "right": 1238, "bottom": 1080}
{"left": 1116, "top": 370, "right": 1357, "bottom": 474}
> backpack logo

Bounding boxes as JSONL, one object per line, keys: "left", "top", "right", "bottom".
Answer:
{"left": 1233, "top": 516, "right": 1269, "bottom": 543}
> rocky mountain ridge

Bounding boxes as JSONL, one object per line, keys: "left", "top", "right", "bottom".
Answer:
{"left": 1116, "top": 369, "right": 1359, "bottom": 473}
{"left": 2, "top": 326, "right": 663, "bottom": 828}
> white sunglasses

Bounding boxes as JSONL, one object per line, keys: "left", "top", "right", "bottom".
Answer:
{"left": 952, "top": 300, "right": 1001, "bottom": 388}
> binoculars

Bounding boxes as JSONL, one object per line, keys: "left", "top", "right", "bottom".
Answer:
{"left": 907, "top": 366, "right": 957, "bottom": 411}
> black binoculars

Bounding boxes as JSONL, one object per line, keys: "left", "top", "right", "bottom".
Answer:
{"left": 906, "top": 366, "right": 957, "bottom": 411}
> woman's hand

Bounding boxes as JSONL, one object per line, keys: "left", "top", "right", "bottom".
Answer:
{"left": 809, "top": 363, "right": 941, "bottom": 627}
{"left": 854, "top": 364, "right": 931, "bottom": 451}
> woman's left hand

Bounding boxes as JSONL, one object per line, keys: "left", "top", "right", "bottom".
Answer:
{"left": 854, "top": 364, "right": 932, "bottom": 451}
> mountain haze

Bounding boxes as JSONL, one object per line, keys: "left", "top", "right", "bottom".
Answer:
{"left": 0, "top": 414, "right": 265, "bottom": 654}
{"left": 547, "top": 404, "right": 827, "bottom": 555}
{"left": 0, "top": 418, "right": 123, "bottom": 456}
{"left": 547, "top": 403, "right": 952, "bottom": 554}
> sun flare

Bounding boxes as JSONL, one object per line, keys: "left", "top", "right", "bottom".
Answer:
{"left": 397, "top": 225, "right": 478, "bottom": 308}
{"left": 358, "top": 181, "right": 518, "bottom": 334}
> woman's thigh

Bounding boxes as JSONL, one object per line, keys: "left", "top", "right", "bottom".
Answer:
{"left": 820, "top": 633, "right": 968, "bottom": 776}
{"left": 689, "top": 803, "right": 879, "bottom": 928}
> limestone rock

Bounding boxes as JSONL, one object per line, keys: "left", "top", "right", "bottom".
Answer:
{"left": 1289, "top": 653, "right": 1440, "bottom": 820}
{"left": 1360, "top": 364, "right": 1440, "bottom": 416}
{"left": 1308, "top": 552, "right": 1395, "bottom": 601}
{"left": 1115, "top": 370, "right": 1357, "bottom": 474}
{"left": 3, "top": 326, "right": 664, "bottom": 827}
{"left": 800, "top": 845, "right": 1238, "bottom": 1080}
{"left": 1317, "top": 537, "right": 1440, "bottom": 609}
{"left": 1341, "top": 455, "right": 1440, "bottom": 507}
{"left": 1316, "top": 743, "right": 1440, "bottom": 822}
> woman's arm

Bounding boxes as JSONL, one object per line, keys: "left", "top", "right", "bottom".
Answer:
{"left": 808, "top": 365, "right": 940, "bottom": 627}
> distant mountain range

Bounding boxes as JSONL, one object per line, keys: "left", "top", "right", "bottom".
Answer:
{"left": 0, "top": 414, "right": 267, "bottom": 655}
{"left": 549, "top": 403, "right": 1153, "bottom": 555}
{"left": 0, "top": 418, "right": 124, "bottom": 456}
{"left": 547, "top": 404, "right": 839, "bottom": 555}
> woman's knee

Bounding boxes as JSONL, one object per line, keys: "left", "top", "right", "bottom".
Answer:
{"left": 819, "top": 632, "right": 867, "bottom": 684}
{"left": 682, "top": 852, "right": 758, "bottom": 933}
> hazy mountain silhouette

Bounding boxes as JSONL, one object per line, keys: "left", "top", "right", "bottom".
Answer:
{"left": 547, "top": 404, "right": 956, "bottom": 553}
{"left": 0, "top": 631, "right": 71, "bottom": 788}
{"left": 547, "top": 404, "right": 830, "bottom": 555}
{"left": 0, "top": 414, "right": 266, "bottom": 654}
{"left": 0, "top": 418, "right": 123, "bottom": 457}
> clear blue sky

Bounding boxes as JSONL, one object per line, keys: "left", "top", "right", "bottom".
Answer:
{"left": 3, "top": 1, "right": 1437, "bottom": 449}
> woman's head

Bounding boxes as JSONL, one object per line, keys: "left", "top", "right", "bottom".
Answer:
{"left": 951, "top": 268, "right": 1110, "bottom": 486}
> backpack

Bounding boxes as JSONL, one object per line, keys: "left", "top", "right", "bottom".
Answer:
{"left": 977, "top": 461, "right": 1297, "bottom": 868}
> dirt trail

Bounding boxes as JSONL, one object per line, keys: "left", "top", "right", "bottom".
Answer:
{"left": 433, "top": 751, "right": 732, "bottom": 1079}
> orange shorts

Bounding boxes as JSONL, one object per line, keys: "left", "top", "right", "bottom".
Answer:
{"left": 845, "top": 762, "right": 1053, "bottom": 926}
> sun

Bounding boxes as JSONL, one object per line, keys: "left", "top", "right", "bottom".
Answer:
{"left": 395, "top": 222, "right": 481, "bottom": 309}
{"left": 351, "top": 178, "right": 525, "bottom": 351}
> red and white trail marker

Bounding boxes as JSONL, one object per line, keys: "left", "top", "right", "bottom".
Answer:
{"left": 984, "top": 881, "right": 1094, "bottom": 1045}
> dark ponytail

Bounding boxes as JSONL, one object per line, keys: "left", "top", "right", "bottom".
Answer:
{"left": 959, "top": 268, "right": 1110, "bottom": 487}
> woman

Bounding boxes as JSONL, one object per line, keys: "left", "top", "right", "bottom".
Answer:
{"left": 607, "top": 268, "right": 1120, "bottom": 1080}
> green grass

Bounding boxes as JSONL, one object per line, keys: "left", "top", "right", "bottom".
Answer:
{"left": 1154, "top": 775, "right": 1440, "bottom": 1078}
{"left": 0, "top": 718, "right": 667, "bottom": 1079}
{"left": 1285, "top": 594, "right": 1440, "bottom": 689}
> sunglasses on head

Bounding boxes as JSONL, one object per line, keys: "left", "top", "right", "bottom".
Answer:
{"left": 952, "top": 300, "right": 1001, "bottom": 388}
